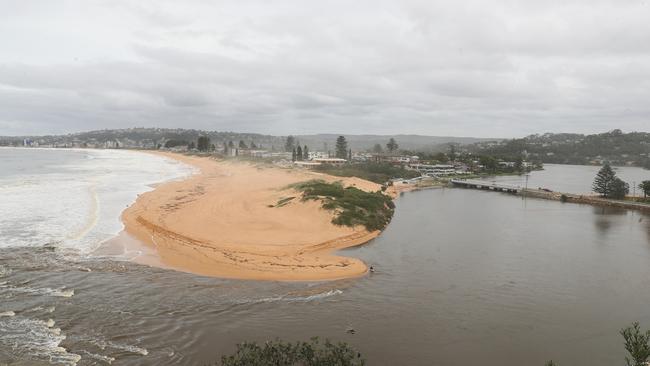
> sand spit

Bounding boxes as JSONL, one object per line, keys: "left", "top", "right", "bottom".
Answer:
{"left": 122, "top": 152, "right": 383, "bottom": 281}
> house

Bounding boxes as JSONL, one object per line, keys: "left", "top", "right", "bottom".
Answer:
{"left": 410, "top": 164, "right": 456, "bottom": 176}
{"left": 312, "top": 158, "right": 347, "bottom": 166}
{"left": 308, "top": 151, "right": 329, "bottom": 160}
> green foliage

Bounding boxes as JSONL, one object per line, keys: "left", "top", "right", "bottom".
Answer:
{"left": 372, "top": 143, "right": 383, "bottom": 153}
{"left": 238, "top": 140, "right": 248, "bottom": 149}
{"left": 314, "top": 163, "right": 420, "bottom": 184}
{"left": 610, "top": 177, "right": 630, "bottom": 199}
{"left": 639, "top": 180, "right": 650, "bottom": 198}
{"left": 293, "top": 180, "right": 345, "bottom": 198}
{"left": 336, "top": 136, "right": 348, "bottom": 159}
{"left": 197, "top": 136, "right": 211, "bottom": 152}
{"left": 386, "top": 138, "right": 399, "bottom": 153}
{"left": 593, "top": 164, "right": 629, "bottom": 199}
{"left": 285, "top": 135, "right": 296, "bottom": 152}
{"left": 449, "top": 144, "right": 457, "bottom": 161}
{"left": 303, "top": 145, "right": 309, "bottom": 160}
{"left": 479, "top": 156, "right": 499, "bottom": 172}
{"left": 470, "top": 130, "right": 650, "bottom": 168}
{"left": 291, "top": 180, "right": 395, "bottom": 231}
{"left": 593, "top": 164, "right": 616, "bottom": 197}
{"left": 220, "top": 338, "right": 365, "bottom": 366}
{"left": 164, "top": 139, "right": 189, "bottom": 148}
{"left": 544, "top": 361, "right": 557, "bottom": 366}
{"left": 274, "top": 197, "right": 296, "bottom": 208}
{"left": 560, "top": 194, "right": 568, "bottom": 203}
{"left": 621, "top": 322, "right": 650, "bottom": 366}
{"left": 296, "top": 145, "right": 303, "bottom": 161}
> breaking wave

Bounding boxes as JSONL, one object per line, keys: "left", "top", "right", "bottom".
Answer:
{"left": 0, "top": 315, "right": 81, "bottom": 365}
{"left": 238, "top": 289, "right": 344, "bottom": 304}
{"left": 0, "top": 282, "right": 74, "bottom": 298}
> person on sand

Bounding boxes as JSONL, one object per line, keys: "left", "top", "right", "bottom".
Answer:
{"left": 369, "top": 265, "right": 375, "bottom": 273}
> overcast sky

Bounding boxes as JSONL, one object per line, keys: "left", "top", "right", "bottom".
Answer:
{"left": 1, "top": 0, "right": 649, "bottom": 137}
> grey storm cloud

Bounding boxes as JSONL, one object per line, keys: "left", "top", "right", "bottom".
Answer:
{"left": 1, "top": 0, "right": 649, "bottom": 137}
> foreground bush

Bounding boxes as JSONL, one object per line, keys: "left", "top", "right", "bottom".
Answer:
{"left": 546, "top": 322, "right": 650, "bottom": 366}
{"left": 220, "top": 338, "right": 365, "bottom": 366}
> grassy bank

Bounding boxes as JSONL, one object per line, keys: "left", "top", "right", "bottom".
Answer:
{"left": 313, "top": 163, "right": 420, "bottom": 184}
{"left": 288, "top": 180, "right": 395, "bottom": 231}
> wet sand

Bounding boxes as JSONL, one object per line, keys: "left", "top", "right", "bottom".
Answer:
{"left": 121, "top": 152, "right": 382, "bottom": 281}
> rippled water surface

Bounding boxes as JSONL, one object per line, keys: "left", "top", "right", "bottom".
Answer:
{"left": 2, "top": 150, "right": 650, "bottom": 365}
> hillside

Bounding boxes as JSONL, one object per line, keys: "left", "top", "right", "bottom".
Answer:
{"left": 0, "top": 128, "right": 494, "bottom": 152}
{"left": 468, "top": 130, "right": 650, "bottom": 168}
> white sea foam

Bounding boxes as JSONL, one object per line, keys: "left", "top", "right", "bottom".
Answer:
{"left": 77, "top": 350, "right": 116, "bottom": 364}
{"left": 0, "top": 265, "right": 10, "bottom": 277}
{"left": 239, "top": 289, "right": 343, "bottom": 304}
{"left": 0, "top": 148, "right": 194, "bottom": 253}
{"left": 0, "top": 311, "right": 15, "bottom": 317}
{"left": 26, "top": 306, "right": 56, "bottom": 314}
{"left": 0, "top": 315, "right": 81, "bottom": 365}
{"left": 86, "top": 337, "right": 149, "bottom": 356}
{"left": 0, "top": 282, "right": 74, "bottom": 297}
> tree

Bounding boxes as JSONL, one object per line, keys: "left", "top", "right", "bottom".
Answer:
{"left": 197, "top": 136, "right": 211, "bottom": 152}
{"left": 621, "top": 322, "right": 650, "bottom": 366}
{"left": 220, "top": 338, "right": 365, "bottom": 366}
{"left": 514, "top": 156, "right": 524, "bottom": 171}
{"left": 639, "top": 181, "right": 650, "bottom": 198}
{"left": 386, "top": 138, "right": 398, "bottom": 153}
{"left": 348, "top": 148, "right": 352, "bottom": 161}
{"left": 593, "top": 164, "right": 621, "bottom": 198}
{"left": 188, "top": 141, "right": 196, "bottom": 150}
{"left": 296, "top": 145, "right": 303, "bottom": 161}
{"left": 285, "top": 135, "right": 296, "bottom": 152}
{"left": 610, "top": 177, "right": 630, "bottom": 199}
{"left": 292, "top": 147, "right": 297, "bottom": 162}
{"left": 238, "top": 140, "right": 248, "bottom": 149}
{"left": 228, "top": 141, "right": 235, "bottom": 148}
{"left": 250, "top": 141, "right": 258, "bottom": 149}
{"left": 303, "top": 145, "right": 309, "bottom": 160}
{"left": 372, "top": 143, "right": 383, "bottom": 154}
{"left": 479, "top": 155, "right": 498, "bottom": 172}
{"left": 164, "top": 139, "right": 189, "bottom": 148}
{"left": 449, "top": 144, "right": 457, "bottom": 162}
{"left": 335, "top": 136, "right": 348, "bottom": 159}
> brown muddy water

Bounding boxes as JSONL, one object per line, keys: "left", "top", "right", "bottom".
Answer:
{"left": 2, "top": 189, "right": 650, "bottom": 365}
{"left": 2, "top": 151, "right": 650, "bottom": 365}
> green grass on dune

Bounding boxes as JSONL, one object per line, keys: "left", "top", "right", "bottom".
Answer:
{"left": 313, "top": 163, "right": 420, "bottom": 184}
{"left": 289, "top": 180, "right": 395, "bottom": 231}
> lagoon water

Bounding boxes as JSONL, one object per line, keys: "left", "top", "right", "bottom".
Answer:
{"left": 481, "top": 163, "right": 650, "bottom": 195}
{"left": 1, "top": 151, "right": 650, "bottom": 365}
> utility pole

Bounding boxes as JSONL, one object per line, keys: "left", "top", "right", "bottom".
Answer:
{"left": 523, "top": 173, "right": 530, "bottom": 199}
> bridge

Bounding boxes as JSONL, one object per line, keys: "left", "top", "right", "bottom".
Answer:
{"left": 450, "top": 179, "right": 521, "bottom": 194}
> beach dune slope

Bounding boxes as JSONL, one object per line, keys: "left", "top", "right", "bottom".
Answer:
{"left": 122, "top": 153, "right": 382, "bottom": 281}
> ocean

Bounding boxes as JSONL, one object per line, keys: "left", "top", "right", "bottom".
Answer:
{"left": 0, "top": 148, "right": 193, "bottom": 364}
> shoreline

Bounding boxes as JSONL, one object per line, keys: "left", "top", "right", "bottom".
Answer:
{"left": 120, "top": 152, "right": 384, "bottom": 281}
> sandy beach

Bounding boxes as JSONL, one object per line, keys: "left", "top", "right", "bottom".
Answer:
{"left": 121, "top": 152, "right": 383, "bottom": 281}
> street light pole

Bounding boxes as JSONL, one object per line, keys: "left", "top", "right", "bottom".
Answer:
{"left": 523, "top": 173, "right": 529, "bottom": 199}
